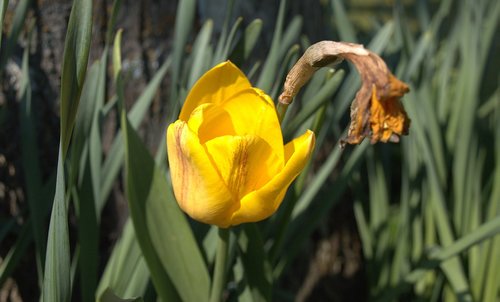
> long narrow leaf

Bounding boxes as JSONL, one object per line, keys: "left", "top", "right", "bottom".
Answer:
{"left": 237, "top": 225, "right": 273, "bottom": 302}
{"left": 99, "top": 57, "right": 171, "bottom": 210}
{"left": 58, "top": 0, "right": 93, "bottom": 159}
{"left": 97, "top": 219, "right": 149, "bottom": 300}
{"left": 18, "top": 33, "right": 45, "bottom": 284}
{"left": 0, "top": 0, "right": 30, "bottom": 71}
{"left": 42, "top": 148, "right": 71, "bottom": 302}
{"left": 122, "top": 112, "right": 210, "bottom": 301}
{"left": 0, "top": 0, "right": 9, "bottom": 48}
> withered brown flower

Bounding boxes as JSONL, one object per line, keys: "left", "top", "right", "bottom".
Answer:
{"left": 278, "top": 41, "right": 410, "bottom": 147}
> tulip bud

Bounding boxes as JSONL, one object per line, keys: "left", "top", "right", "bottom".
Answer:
{"left": 167, "top": 61, "right": 315, "bottom": 227}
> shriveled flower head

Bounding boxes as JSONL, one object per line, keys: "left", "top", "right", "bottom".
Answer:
{"left": 278, "top": 41, "right": 410, "bottom": 146}
{"left": 167, "top": 61, "right": 315, "bottom": 228}
{"left": 341, "top": 52, "right": 410, "bottom": 145}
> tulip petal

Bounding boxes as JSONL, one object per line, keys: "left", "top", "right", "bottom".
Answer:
{"left": 186, "top": 90, "right": 285, "bottom": 162}
{"left": 204, "top": 134, "right": 283, "bottom": 201}
{"left": 229, "top": 130, "right": 315, "bottom": 225}
{"left": 187, "top": 103, "right": 236, "bottom": 143}
{"left": 220, "top": 88, "right": 284, "bottom": 157}
{"left": 167, "top": 120, "right": 236, "bottom": 227}
{"left": 179, "top": 61, "right": 252, "bottom": 121}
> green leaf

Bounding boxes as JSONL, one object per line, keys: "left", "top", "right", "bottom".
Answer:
{"left": 121, "top": 111, "right": 180, "bottom": 301}
{"left": 229, "top": 19, "right": 263, "bottom": 65}
{"left": 122, "top": 112, "right": 210, "bottom": 301}
{"left": 100, "top": 288, "right": 143, "bottom": 302}
{"left": 105, "top": 0, "right": 123, "bottom": 45}
{"left": 188, "top": 20, "right": 214, "bottom": 89}
{"left": 375, "top": 216, "right": 500, "bottom": 301}
{"left": 169, "top": 0, "right": 196, "bottom": 112}
{"left": 97, "top": 219, "right": 149, "bottom": 300}
{"left": 0, "top": 0, "right": 30, "bottom": 71}
{"left": 330, "top": 0, "right": 357, "bottom": 42}
{"left": 219, "top": 16, "right": 243, "bottom": 62}
{"left": 284, "top": 70, "right": 344, "bottom": 138}
{"left": 42, "top": 148, "right": 71, "bottom": 302}
{"left": 237, "top": 225, "right": 273, "bottom": 302}
{"left": 100, "top": 57, "right": 171, "bottom": 209}
{"left": 275, "top": 141, "right": 369, "bottom": 278}
{"left": 76, "top": 158, "right": 100, "bottom": 302}
{"left": 59, "top": 0, "right": 93, "bottom": 159}
{"left": 0, "top": 220, "right": 32, "bottom": 288}
{"left": 256, "top": 0, "right": 287, "bottom": 92}
{"left": 0, "top": 0, "right": 9, "bottom": 49}
{"left": 42, "top": 1, "right": 93, "bottom": 300}
{"left": 18, "top": 33, "right": 45, "bottom": 283}
{"left": 212, "top": 0, "right": 235, "bottom": 64}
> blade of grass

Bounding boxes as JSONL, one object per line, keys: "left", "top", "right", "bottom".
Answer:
{"left": 100, "top": 288, "right": 143, "bottom": 302}
{"left": 479, "top": 100, "right": 500, "bottom": 301}
{"left": 330, "top": 0, "right": 357, "bottom": 42}
{"left": 256, "top": 0, "right": 287, "bottom": 92}
{"left": 18, "top": 30, "right": 45, "bottom": 285}
{"left": 0, "top": 0, "right": 8, "bottom": 48}
{"left": 375, "top": 216, "right": 500, "bottom": 301}
{"left": 187, "top": 20, "right": 214, "bottom": 89}
{"left": 169, "top": 0, "right": 195, "bottom": 116}
{"left": 219, "top": 16, "right": 243, "bottom": 63}
{"left": 275, "top": 140, "right": 368, "bottom": 277}
{"left": 0, "top": 0, "right": 30, "bottom": 71}
{"left": 405, "top": 88, "right": 473, "bottom": 300}
{"left": 99, "top": 57, "right": 171, "bottom": 210}
{"left": 122, "top": 112, "right": 210, "bottom": 301}
{"left": 229, "top": 19, "right": 263, "bottom": 66}
{"left": 284, "top": 70, "right": 344, "bottom": 138}
{"left": 122, "top": 111, "right": 181, "bottom": 302}
{"left": 269, "top": 44, "right": 300, "bottom": 101}
{"left": 237, "top": 224, "right": 273, "bottom": 302}
{"left": 212, "top": 0, "right": 234, "bottom": 64}
{"left": 42, "top": 1, "right": 92, "bottom": 300}
{"left": 58, "top": 0, "right": 93, "bottom": 159}
{"left": 42, "top": 148, "right": 71, "bottom": 302}
{"left": 0, "top": 220, "right": 32, "bottom": 288}
{"left": 105, "top": 0, "right": 122, "bottom": 45}
{"left": 97, "top": 219, "right": 149, "bottom": 300}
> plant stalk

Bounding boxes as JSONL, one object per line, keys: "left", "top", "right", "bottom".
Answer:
{"left": 209, "top": 227, "right": 230, "bottom": 302}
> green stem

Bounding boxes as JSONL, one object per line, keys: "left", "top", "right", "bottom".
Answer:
{"left": 209, "top": 227, "right": 230, "bottom": 302}
{"left": 276, "top": 102, "right": 289, "bottom": 124}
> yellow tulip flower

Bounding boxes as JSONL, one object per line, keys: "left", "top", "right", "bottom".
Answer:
{"left": 167, "top": 61, "right": 315, "bottom": 228}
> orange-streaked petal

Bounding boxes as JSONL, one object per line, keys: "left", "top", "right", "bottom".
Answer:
{"left": 179, "top": 61, "right": 252, "bottom": 121}
{"left": 166, "top": 120, "right": 236, "bottom": 227}
{"left": 204, "top": 134, "right": 283, "bottom": 201}
{"left": 229, "top": 130, "right": 315, "bottom": 225}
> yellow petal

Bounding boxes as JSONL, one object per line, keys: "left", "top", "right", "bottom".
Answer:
{"left": 186, "top": 88, "right": 284, "bottom": 159}
{"left": 204, "top": 134, "right": 283, "bottom": 201}
{"left": 166, "top": 120, "right": 236, "bottom": 227}
{"left": 229, "top": 130, "right": 315, "bottom": 225}
{"left": 219, "top": 88, "right": 284, "bottom": 155}
{"left": 179, "top": 61, "right": 252, "bottom": 121}
{"left": 186, "top": 103, "right": 236, "bottom": 143}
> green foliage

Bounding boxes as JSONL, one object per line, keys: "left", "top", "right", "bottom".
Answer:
{"left": 1, "top": 0, "right": 498, "bottom": 301}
